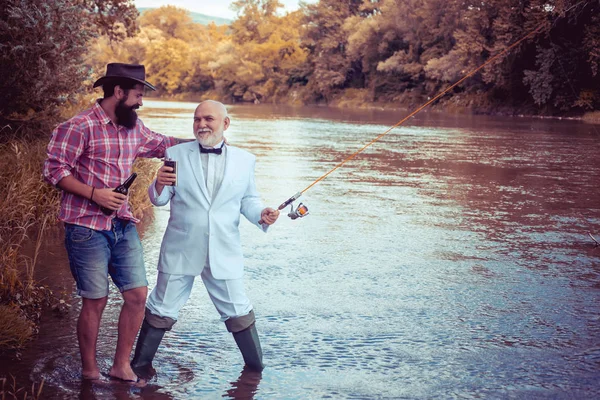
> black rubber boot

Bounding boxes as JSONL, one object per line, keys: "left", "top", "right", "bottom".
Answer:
{"left": 131, "top": 319, "right": 167, "bottom": 378}
{"left": 232, "top": 323, "right": 264, "bottom": 372}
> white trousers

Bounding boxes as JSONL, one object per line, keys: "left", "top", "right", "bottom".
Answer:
{"left": 146, "top": 266, "right": 253, "bottom": 322}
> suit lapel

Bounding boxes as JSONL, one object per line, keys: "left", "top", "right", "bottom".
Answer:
{"left": 212, "top": 145, "right": 235, "bottom": 206}
{"left": 187, "top": 144, "right": 211, "bottom": 204}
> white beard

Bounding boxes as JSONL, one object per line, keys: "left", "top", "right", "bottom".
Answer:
{"left": 194, "top": 129, "right": 223, "bottom": 147}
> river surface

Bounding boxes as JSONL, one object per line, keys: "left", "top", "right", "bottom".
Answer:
{"left": 3, "top": 100, "right": 600, "bottom": 399}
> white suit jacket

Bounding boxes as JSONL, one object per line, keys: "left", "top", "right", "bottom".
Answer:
{"left": 148, "top": 141, "right": 267, "bottom": 279}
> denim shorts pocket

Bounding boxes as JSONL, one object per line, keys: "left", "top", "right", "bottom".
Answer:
{"left": 69, "top": 225, "right": 94, "bottom": 242}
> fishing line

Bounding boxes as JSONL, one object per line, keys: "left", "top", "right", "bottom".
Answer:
{"left": 301, "top": 25, "right": 560, "bottom": 195}
{"left": 269, "top": 17, "right": 552, "bottom": 217}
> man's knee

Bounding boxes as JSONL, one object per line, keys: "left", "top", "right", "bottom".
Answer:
{"left": 81, "top": 296, "right": 108, "bottom": 314}
{"left": 123, "top": 286, "right": 148, "bottom": 311}
{"left": 225, "top": 310, "right": 256, "bottom": 333}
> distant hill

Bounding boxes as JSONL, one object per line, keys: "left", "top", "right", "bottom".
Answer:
{"left": 138, "top": 7, "right": 232, "bottom": 26}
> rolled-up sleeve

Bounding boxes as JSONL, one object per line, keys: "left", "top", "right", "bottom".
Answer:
{"left": 137, "top": 121, "right": 179, "bottom": 159}
{"left": 43, "top": 122, "right": 85, "bottom": 186}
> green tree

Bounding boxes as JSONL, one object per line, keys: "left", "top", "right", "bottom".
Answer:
{"left": 0, "top": 0, "right": 138, "bottom": 124}
{"left": 522, "top": 0, "right": 600, "bottom": 111}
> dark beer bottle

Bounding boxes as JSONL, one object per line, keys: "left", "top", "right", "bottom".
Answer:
{"left": 100, "top": 173, "right": 138, "bottom": 216}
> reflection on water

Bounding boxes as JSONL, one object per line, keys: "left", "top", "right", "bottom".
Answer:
{"left": 2, "top": 100, "right": 600, "bottom": 399}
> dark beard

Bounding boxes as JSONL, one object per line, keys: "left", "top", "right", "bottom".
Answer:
{"left": 115, "top": 99, "right": 139, "bottom": 129}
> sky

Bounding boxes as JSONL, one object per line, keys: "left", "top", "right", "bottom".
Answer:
{"left": 134, "top": 0, "right": 317, "bottom": 20}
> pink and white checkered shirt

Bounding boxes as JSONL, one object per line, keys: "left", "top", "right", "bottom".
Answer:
{"left": 44, "top": 100, "right": 179, "bottom": 231}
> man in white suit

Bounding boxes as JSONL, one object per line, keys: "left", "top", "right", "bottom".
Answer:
{"left": 131, "top": 100, "right": 279, "bottom": 376}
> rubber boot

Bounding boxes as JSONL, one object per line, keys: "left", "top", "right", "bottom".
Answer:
{"left": 232, "top": 323, "right": 264, "bottom": 372}
{"left": 131, "top": 319, "right": 167, "bottom": 378}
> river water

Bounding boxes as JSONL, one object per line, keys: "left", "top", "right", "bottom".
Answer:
{"left": 3, "top": 100, "right": 600, "bottom": 399}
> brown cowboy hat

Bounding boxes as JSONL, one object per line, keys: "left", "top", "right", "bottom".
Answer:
{"left": 93, "top": 63, "right": 156, "bottom": 91}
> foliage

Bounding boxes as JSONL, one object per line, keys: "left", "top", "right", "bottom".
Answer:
{"left": 81, "top": 0, "right": 139, "bottom": 41}
{"left": 0, "top": 0, "right": 138, "bottom": 125}
{"left": 139, "top": 5, "right": 196, "bottom": 41}
{"left": 230, "top": 0, "right": 284, "bottom": 44}
{"left": 301, "top": 0, "right": 365, "bottom": 101}
{"left": 0, "top": 0, "right": 93, "bottom": 122}
{"left": 521, "top": 0, "right": 600, "bottom": 111}
{"left": 145, "top": 38, "right": 193, "bottom": 93}
{"left": 3, "top": 0, "right": 599, "bottom": 119}
{"left": 78, "top": 0, "right": 600, "bottom": 114}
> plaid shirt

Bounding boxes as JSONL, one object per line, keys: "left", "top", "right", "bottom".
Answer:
{"left": 44, "top": 100, "right": 179, "bottom": 231}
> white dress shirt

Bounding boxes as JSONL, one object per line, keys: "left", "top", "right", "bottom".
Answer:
{"left": 199, "top": 140, "right": 226, "bottom": 201}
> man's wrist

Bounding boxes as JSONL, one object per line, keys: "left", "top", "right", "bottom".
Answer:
{"left": 155, "top": 181, "right": 165, "bottom": 196}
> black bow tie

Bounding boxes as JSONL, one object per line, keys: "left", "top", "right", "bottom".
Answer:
{"left": 200, "top": 143, "right": 224, "bottom": 155}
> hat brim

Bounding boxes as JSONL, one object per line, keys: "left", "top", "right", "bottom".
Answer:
{"left": 93, "top": 76, "right": 156, "bottom": 91}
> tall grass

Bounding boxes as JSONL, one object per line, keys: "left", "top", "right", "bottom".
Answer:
{"left": 130, "top": 158, "right": 160, "bottom": 221}
{"left": 0, "top": 375, "right": 44, "bottom": 399}
{"left": 0, "top": 129, "right": 61, "bottom": 350}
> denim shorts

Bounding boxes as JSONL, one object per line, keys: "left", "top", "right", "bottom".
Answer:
{"left": 64, "top": 219, "right": 148, "bottom": 299}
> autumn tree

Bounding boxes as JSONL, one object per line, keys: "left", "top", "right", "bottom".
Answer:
{"left": 144, "top": 38, "right": 193, "bottom": 93}
{"left": 186, "top": 23, "right": 230, "bottom": 93}
{"left": 211, "top": 2, "right": 307, "bottom": 102}
{"left": 77, "top": 0, "right": 600, "bottom": 113}
{"left": 139, "top": 5, "right": 198, "bottom": 41}
{"left": 136, "top": 6, "right": 213, "bottom": 94}
{"left": 230, "top": 0, "right": 284, "bottom": 44}
{"left": 346, "top": 0, "right": 462, "bottom": 102}
{"left": 343, "top": 0, "right": 600, "bottom": 112}
{"left": 301, "top": 0, "right": 365, "bottom": 101}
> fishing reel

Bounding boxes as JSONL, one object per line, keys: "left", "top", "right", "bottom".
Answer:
{"left": 288, "top": 202, "right": 309, "bottom": 220}
{"left": 259, "top": 191, "right": 310, "bottom": 225}
{"left": 277, "top": 191, "right": 309, "bottom": 221}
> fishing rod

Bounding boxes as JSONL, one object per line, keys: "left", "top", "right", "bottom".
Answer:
{"left": 266, "top": 4, "right": 584, "bottom": 223}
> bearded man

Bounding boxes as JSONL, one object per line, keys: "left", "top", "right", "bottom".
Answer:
{"left": 44, "top": 63, "right": 190, "bottom": 382}
{"left": 130, "top": 100, "right": 279, "bottom": 377}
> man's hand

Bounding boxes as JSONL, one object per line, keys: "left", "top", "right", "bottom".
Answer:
{"left": 155, "top": 164, "right": 176, "bottom": 195}
{"left": 93, "top": 188, "right": 127, "bottom": 211}
{"left": 260, "top": 208, "right": 280, "bottom": 225}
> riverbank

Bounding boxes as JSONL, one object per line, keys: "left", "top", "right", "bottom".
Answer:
{"left": 582, "top": 111, "right": 600, "bottom": 123}
{"left": 151, "top": 89, "right": 599, "bottom": 122}
{"left": 0, "top": 132, "right": 61, "bottom": 349}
